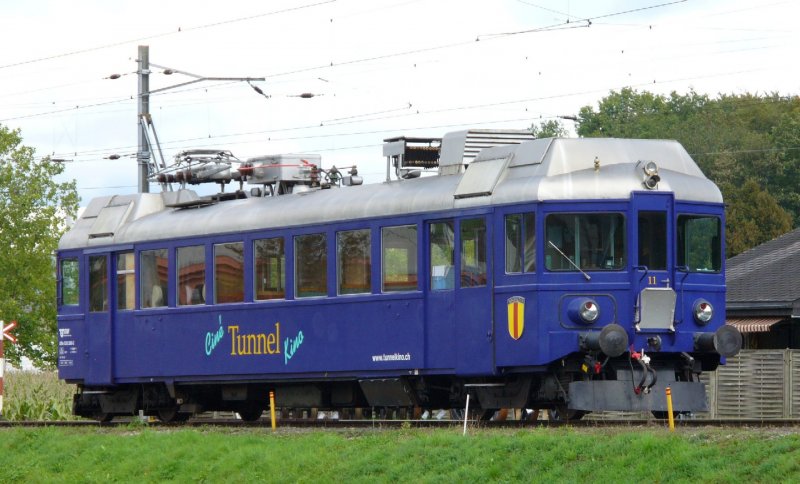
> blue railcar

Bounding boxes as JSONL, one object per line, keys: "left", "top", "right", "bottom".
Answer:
{"left": 56, "top": 131, "right": 741, "bottom": 421}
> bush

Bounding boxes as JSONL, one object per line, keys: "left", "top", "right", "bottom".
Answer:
{"left": 4, "top": 371, "right": 75, "bottom": 421}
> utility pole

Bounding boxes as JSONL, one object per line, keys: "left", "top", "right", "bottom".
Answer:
{"left": 133, "top": 45, "right": 266, "bottom": 193}
{"left": 137, "top": 45, "right": 150, "bottom": 193}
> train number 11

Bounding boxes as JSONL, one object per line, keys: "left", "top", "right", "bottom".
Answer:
{"left": 647, "top": 276, "right": 657, "bottom": 285}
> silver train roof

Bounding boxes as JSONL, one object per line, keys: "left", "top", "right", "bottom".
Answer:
{"left": 60, "top": 137, "right": 722, "bottom": 250}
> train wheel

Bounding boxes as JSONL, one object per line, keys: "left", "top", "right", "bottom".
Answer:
{"left": 93, "top": 412, "right": 113, "bottom": 423}
{"left": 480, "top": 409, "right": 498, "bottom": 421}
{"left": 549, "top": 406, "right": 586, "bottom": 422}
{"left": 236, "top": 406, "right": 264, "bottom": 422}
{"left": 157, "top": 407, "right": 190, "bottom": 423}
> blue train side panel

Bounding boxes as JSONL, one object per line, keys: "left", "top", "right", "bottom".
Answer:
{"left": 112, "top": 298, "right": 426, "bottom": 381}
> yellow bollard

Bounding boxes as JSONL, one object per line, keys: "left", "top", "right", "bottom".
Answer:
{"left": 665, "top": 386, "right": 675, "bottom": 432}
{"left": 270, "top": 390, "right": 277, "bottom": 431}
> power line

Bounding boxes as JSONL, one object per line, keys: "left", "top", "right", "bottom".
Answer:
{"left": 479, "top": 0, "right": 687, "bottom": 39}
{"left": 0, "top": 79, "right": 242, "bottom": 123}
{"left": 0, "top": 1, "right": 337, "bottom": 71}
{"left": 42, "top": 67, "right": 792, "bottom": 162}
{"left": 0, "top": 1, "right": 713, "bottom": 123}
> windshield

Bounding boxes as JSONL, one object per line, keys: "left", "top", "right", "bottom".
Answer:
{"left": 545, "top": 213, "right": 626, "bottom": 271}
{"left": 678, "top": 215, "right": 721, "bottom": 272}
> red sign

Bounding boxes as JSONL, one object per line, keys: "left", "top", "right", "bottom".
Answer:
{"left": 2, "top": 320, "right": 17, "bottom": 344}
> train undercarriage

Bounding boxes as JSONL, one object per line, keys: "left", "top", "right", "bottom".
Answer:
{"left": 72, "top": 351, "right": 719, "bottom": 423}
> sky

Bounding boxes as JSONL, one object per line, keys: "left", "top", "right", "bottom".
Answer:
{"left": 1, "top": 0, "right": 797, "bottom": 204}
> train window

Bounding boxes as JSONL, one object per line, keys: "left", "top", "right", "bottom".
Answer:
{"left": 505, "top": 213, "right": 535, "bottom": 273}
{"left": 254, "top": 238, "right": 285, "bottom": 300}
{"left": 382, "top": 225, "right": 418, "bottom": 292}
{"left": 638, "top": 211, "right": 667, "bottom": 270}
{"left": 430, "top": 221, "right": 455, "bottom": 290}
{"left": 337, "top": 229, "right": 371, "bottom": 295}
{"left": 177, "top": 245, "right": 205, "bottom": 306}
{"left": 678, "top": 215, "right": 721, "bottom": 272}
{"left": 60, "top": 258, "right": 79, "bottom": 306}
{"left": 140, "top": 249, "right": 168, "bottom": 308}
{"left": 461, "top": 218, "right": 487, "bottom": 287}
{"left": 295, "top": 233, "right": 327, "bottom": 298}
{"left": 116, "top": 252, "right": 135, "bottom": 311}
{"left": 215, "top": 242, "right": 244, "bottom": 304}
{"left": 89, "top": 256, "right": 108, "bottom": 312}
{"left": 545, "top": 213, "right": 625, "bottom": 271}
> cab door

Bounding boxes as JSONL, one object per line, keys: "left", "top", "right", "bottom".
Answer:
{"left": 85, "top": 252, "right": 113, "bottom": 385}
{"left": 632, "top": 192, "right": 675, "bottom": 330}
{"left": 455, "top": 216, "right": 494, "bottom": 375}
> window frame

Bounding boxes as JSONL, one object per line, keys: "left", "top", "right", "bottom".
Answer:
{"left": 294, "top": 232, "right": 328, "bottom": 298}
{"left": 254, "top": 236, "right": 286, "bottom": 301}
{"left": 429, "top": 220, "right": 455, "bottom": 291}
{"left": 381, "top": 224, "right": 419, "bottom": 293}
{"left": 460, "top": 217, "right": 487, "bottom": 288}
{"left": 677, "top": 214, "right": 722, "bottom": 273}
{"left": 88, "top": 255, "right": 108, "bottom": 313}
{"left": 116, "top": 252, "right": 136, "bottom": 311}
{"left": 504, "top": 212, "right": 536, "bottom": 274}
{"left": 59, "top": 257, "right": 80, "bottom": 307}
{"left": 140, "top": 248, "right": 169, "bottom": 309}
{"left": 214, "top": 241, "right": 245, "bottom": 304}
{"left": 337, "top": 228, "right": 372, "bottom": 296}
{"left": 544, "top": 212, "right": 627, "bottom": 272}
{"left": 176, "top": 245, "right": 206, "bottom": 306}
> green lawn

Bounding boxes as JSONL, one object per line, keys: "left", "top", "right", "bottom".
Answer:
{"left": 0, "top": 426, "right": 798, "bottom": 482}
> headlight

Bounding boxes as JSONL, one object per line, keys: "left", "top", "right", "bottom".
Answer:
{"left": 568, "top": 298, "right": 601, "bottom": 325}
{"left": 579, "top": 300, "right": 599, "bottom": 323}
{"left": 641, "top": 160, "right": 660, "bottom": 189}
{"left": 693, "top": 299, "right": 713, "bottom": 325}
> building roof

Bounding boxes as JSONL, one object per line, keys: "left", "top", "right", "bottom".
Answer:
{"left": 727, "top": 226, "right": 800, "bottom": 313}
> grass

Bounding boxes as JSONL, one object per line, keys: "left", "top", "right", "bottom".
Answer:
{"left": 0, "top": 426, "right": 799, "bottom": 482}
{"left": 3, "top": 371, "right": 75, "bottom": 421}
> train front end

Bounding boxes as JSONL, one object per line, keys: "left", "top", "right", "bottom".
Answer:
{"left": 498, "top": 138, "right": 743, "bottom": 416}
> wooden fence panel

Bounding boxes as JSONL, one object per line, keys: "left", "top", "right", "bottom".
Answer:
{"left": 714, "top": 350, "right": 786, "bottom": 419}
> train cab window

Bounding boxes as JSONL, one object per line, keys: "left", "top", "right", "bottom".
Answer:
{"left": 214, "top": 242, "right": 244, "bottom": 304}
{"left": 638, "top": 211, "right": 667, "bottom": 270}
{"left": 545, "top": 213, "right": 625, "bottom": 271}
{"left": 461, "top": 218, "right": 487, "bottom": 287}
{"left": 141, "top": 249, "right": 168, "bottom": 308}
{"left": 337, "top": 229, "right": 371, "bottom": 295}
{"left": 505, "top": 213, "right": 535, "bottom": 273}
{"left": 60, "top": 258, "right": 79, "bottom": 306}
{"left": 254, "top": 238, "right": 285, "bottom": 300}
{"left": 89, "top": 256, "right": 108, "bottom": 312}
{"left": 116, "top": 252, "right": 135, "bottom": 311}
{"left": 295, "top": 233, "right": 327, "bottom": 298}
{"left": 430, "top": 221, "right": 455, "bottom": 290}
{"left": 678, "top": 215, "right": 721, "bottom": 272}
{"left": 177, "top": 245, "right": 205, "bottom": 306}
{"left": 382, "top": 225, "right": 418, "bottom": 292}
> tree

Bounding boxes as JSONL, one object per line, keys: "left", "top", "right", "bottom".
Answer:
{"left": 0, "top": 125, "right": 79, "bottom": 368}
{"left": 723, "top": 178, "right": 792, "bottom": 256}
{"left": 576, "top": 88, "right": 800, "bottom": 257}
{"left": 530, "top": 119, "right": 569, "bottom": 138}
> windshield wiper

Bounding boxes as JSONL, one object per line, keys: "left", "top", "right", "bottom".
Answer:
{"left": 548, "top": 240, "right": 591, "bottom": 281}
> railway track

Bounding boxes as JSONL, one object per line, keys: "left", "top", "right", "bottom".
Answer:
{"left": 4, "top": 418, "right": 800, "bottom": 429}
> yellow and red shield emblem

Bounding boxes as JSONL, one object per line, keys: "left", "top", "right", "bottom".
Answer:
{"left": 507, "top": 296, "right": 525, "bottom": 340}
